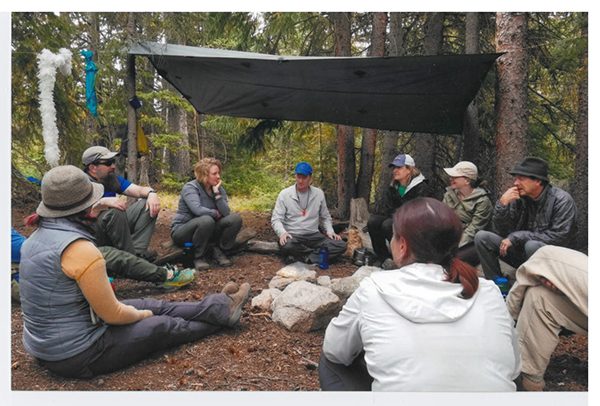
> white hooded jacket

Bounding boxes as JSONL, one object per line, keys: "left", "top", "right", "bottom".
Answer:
{"left": 323, "top": 263, "right": 522, "bottom": 391}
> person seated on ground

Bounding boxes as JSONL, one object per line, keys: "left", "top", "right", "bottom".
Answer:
{"left": 367, "top": 153, "right": 428, "bottom": 270}
{"left": 11, "top": 228, "right": 26, "bottom": 303}
{"left": 82, "top": 146, "right": 160, "bottom": 262}
{"left": 271, "top": 162, "right": 347, "bottom": 264}
{"left": 506, "top": 245, "right": 587, "bottom": 391}
{"left": 442, "top": 161, "right": 493, "bottom": 266}
{"left": 171, "top": 158, "right": 243, "bottom": 271}
{"left": 19, "top": 165, "right": 251, "bottom": 379}
{"left": 14, "top": 230, "right": 195, "bottom": 297}
{"left": 319, "top": 197, "right": 521, "bottom": 391}
{"left": 474, "top": 157, "right": 578, "bottom": 280}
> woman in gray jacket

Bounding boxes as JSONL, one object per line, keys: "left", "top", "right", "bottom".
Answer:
{"left": 442, "top": 161, "right": 493, "bottom": 265}
{"left": 171, "top": 158, "right": 242, "bottom": 270}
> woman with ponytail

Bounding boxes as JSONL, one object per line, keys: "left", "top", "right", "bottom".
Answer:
{"left": 319, "top": 198, "right": 521, "bottom": 391}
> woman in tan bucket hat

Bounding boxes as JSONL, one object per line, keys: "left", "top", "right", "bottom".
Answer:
{"left": 18, "top": 165, "right": 251, "bottom": 378}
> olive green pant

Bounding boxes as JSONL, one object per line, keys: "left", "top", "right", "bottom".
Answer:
{"left": 98, "top": 246, "right": 167, "bottom": 283}
{"left": 95, "top": 198, "right": 157, "bottom": 256}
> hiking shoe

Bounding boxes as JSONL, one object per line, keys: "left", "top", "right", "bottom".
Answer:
{"left": 213, "top": 247, "right": 232, "bottom": 267}
{"left": 382, "top": 258, "right": 397, "bottom": 270}
{"left": 194, "top": 258, "right": 211, "bottom": 271}
{"left": 521, "top": 374, "right": 546, "bottom": 391}
{"left": 227, "top": 283, "right": 251, "bottom": 327}
{"left": 162, "top": 267, "right": 195, "bottom": 289}
{"left": 221, "top": 281, "right": 240, "bottom": 295}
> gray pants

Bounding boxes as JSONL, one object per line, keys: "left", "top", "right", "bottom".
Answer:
{"left": 95, "top": 198, "right": 157, "bottom": 256}
{"left": 99, "top": 246, "right": 167, "bottom": 283}
{"left": 474, "top": 230, "right": 546, "bottom": 279}
{"left": 279, "top": 231, "right": 348, "bottom": 263}
{"left": 318, "top": 352, "right": 373, "bottom": 391}
{"left": 39, "top": 295, "right": 230, "bottom": 378}
{"left": 171, "top": 212, "right": 243, "bottom": 259}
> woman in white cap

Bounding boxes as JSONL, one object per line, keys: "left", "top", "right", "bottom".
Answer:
{"left": 19, "top": 165, "right": 251, "bottom": 378}
{"left": 367, "top": 153, "right": 429, "bottom": 269}
{"left": 442, "top": 161, "right": 493, "bottom": 265}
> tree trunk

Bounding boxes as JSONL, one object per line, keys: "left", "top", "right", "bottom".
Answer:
{"left": 574, "top": 16, "right": 588, "bottom": 252}
{"left": 461, "top": 12, "right": 483, "bottom": 165}
{"left": 494, "top": 13, "right": 529, "bottom": 196}
{"left": 126, "top": 12, "right": 138, "bottom": 184}
{"left": 375, "top": 12, "right": 404, "bottom": 213}
{"left": 356, "top": 12, "right": 387, "bottom": 203}
{"left": 174, "top": 106, "right": 191, "bottom": 179}
{"left": 413, "top": 12, "right": 445, "bottom": 198}
{"left": 331, "top": 12, "right": 355, "bottom": 220}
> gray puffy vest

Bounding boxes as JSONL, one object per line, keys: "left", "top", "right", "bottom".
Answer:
{"left": 20, "top": 218, "right": 107, "bottom": 361}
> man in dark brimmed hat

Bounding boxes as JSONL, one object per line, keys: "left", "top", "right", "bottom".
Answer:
{"left": 82, "top": 146, "right": 161, "bottom": 262}
{"left": 474, "top": 157, "right": 578, "bottom": 280}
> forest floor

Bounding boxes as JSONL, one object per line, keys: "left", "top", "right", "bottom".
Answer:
{"left": 10, "top": 203, "right": 588, "bottom": 392}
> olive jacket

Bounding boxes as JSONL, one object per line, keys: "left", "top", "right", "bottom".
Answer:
{"left": 442, "top": 186, "right": 493, "bottom": 247}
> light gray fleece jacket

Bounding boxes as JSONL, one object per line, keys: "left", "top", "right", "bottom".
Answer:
{"left": 271, "top": 184, "right": 334, "bottom": 237}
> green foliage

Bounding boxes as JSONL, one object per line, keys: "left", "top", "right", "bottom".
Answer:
{"left": 222, "top": 164, "right": 288, "bottom": 211}
{"left": 158, "top": 172, "right": 187, "bottom": 194}
{"left": 11, "top": 11, "right": 587, "bottom": 215}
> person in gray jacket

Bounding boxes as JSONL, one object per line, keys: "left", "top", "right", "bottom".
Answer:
{"left": 171, "top": 158, "right": 243, "bottom": 270}
{"left": 271, "top": 162, "right": 347, "bottom": 264}
{"left": 474, "top": 157, "right": 578, "bottom": 280}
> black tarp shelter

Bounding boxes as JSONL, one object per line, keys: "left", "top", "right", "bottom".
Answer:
{"left": 129, "top": 41, "right": 500, "bottom": 134}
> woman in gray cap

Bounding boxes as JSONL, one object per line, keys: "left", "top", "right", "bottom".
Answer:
{"left": 367, "top": 153, "right": 429, "bottom": 269}
{"left": 442, "top": 161, "right": 493, "bottom": 266}
{"left": 18, "top": 165, "right": 251, "bottom": 378}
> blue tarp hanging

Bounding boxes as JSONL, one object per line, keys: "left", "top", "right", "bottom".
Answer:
{"left": 81, "top": 50, "right": 98, "bottom": 117}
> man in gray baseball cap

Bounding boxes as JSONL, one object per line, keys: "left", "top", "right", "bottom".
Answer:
{"left": 474, "top": 156, "right": 578, "bottom": 281}
{"left": 82, "top": 145, "right": 161, "bottom": 262}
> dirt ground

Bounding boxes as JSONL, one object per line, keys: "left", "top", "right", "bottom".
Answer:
{"left": 10, "top": 204, "right": 587, "bottom": 392}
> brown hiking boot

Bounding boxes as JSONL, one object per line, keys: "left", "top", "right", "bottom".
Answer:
{"left": 221, "top": 281, "right": 239, "bottom": 295}
{"left": 227, "top": 283, "right": 251, "bottom": 327}
{"left": 213, "top": 247, "right": 232, "bottom": 267}
{"left": 193, "top": 258, "right": 211, "bottom": 271}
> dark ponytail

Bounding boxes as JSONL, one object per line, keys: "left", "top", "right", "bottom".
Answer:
{"left": 393, "top": 198, "right": 480, "bottom": 300}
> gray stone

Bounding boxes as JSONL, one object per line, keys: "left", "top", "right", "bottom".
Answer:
{"left": 330, "top": 277, "right": 361, "bottom": 300}
{"left": 268, "top": 276, "right": 296, "bottom": 290}
{"left": 317, "top": 275, "right": 332, "bottom": 287}
{"left": 329, "top": 266, "right": 378, "bottom": 300}
{"left": 272, "top": 281, "right": 342, "bottom": 332}
{"left": 352, "top": 266, "right": 378, "bottom": 281}
{"left": 251, "top": 288, "right": 282, "bottom": 311}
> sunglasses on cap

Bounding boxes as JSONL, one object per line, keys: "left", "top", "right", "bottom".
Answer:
{"left": 94, "top": 158, "right": 116, "bottom": 166}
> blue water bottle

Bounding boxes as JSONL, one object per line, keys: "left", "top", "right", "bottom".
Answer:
{"left": 493, "top": 276, "right": 510, "bottom": 300}
{"left": 318, "top": 247, "right": 329, "bottom": 270}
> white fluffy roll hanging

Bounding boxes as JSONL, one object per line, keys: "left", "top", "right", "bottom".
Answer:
{"left": 37, "top": 48, "right": 72, "bottom": 167}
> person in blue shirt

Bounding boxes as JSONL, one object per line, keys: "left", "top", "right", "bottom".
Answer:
{"left": 11, "top": 228, "right": 26, "bottom": 302}
{"left": 82, "top": 146, "right": 161, "bottom": 262}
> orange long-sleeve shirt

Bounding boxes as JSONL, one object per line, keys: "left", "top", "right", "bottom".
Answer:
{"left": 61, "top": 240, "right": 152, "bottom": 324}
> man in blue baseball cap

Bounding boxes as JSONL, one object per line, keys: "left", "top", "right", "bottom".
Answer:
{"left": 271, "top": 162, "right": 347, "bottom": 264}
